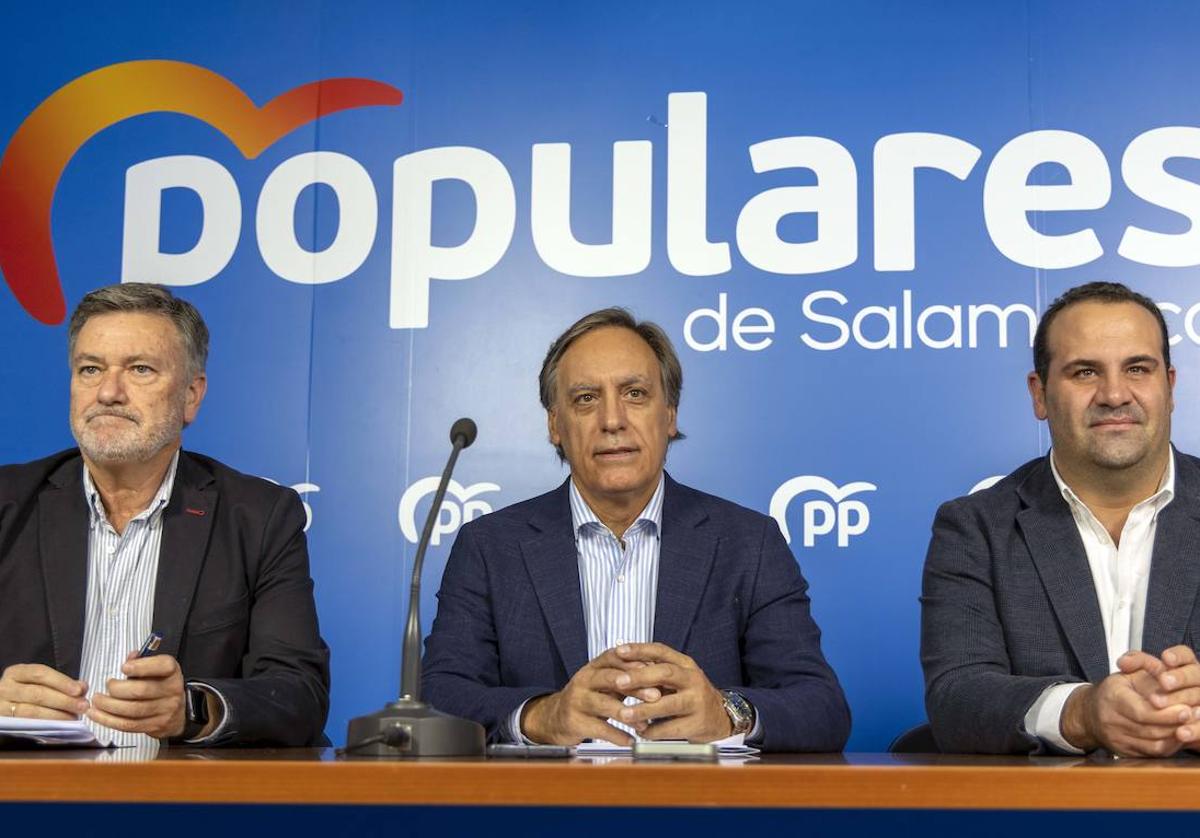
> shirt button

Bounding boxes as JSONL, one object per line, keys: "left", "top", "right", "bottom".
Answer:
{"left": 615, "top": 639, "right": 625, "bottom": 646}
{"left": 617, "top": 574, "right": 626, "bottom": 583}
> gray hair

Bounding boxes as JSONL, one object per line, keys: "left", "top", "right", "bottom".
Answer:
{"left": 538, "top": 307, "right": 684, "bottom": 458}
{"left": 67, "top": 283, "right": 209, "bottom": 378}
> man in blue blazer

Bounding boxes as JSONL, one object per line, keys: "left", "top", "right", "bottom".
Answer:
{"left": 923, "top": 282, "right": 1200, "bottom": 756}
{"left": 423, "top": 308, "right": 849, "bottom": 752}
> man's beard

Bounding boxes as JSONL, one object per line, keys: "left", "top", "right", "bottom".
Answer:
{"left": 72, "top": 399, "right": 184, "bottom": 464}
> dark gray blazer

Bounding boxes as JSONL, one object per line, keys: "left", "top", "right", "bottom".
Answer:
{"left": 422, "top": 474, "right": 850, "bottom": 752}
{"left": 921, "top": 450, "right": 1200, "bottom": 754}
{"left": 0, "top": 449, "right": 331, "bottom": 746}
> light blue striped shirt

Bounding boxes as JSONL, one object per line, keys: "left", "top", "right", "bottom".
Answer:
{"left": 571, "top": 475, "right": 663, "bottom": 661}
{"left": 78, "top": 452, "right": 178, "bottom": 747}
{"left": 509, "top": 475, "right": 664, "bottom": 742}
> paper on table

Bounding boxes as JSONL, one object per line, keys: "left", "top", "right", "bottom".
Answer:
{"left": 575, "top": 732, "right": 760, "bottom": 757}
{"left": 0, "top": 717, "right": 101, "bottom": 748}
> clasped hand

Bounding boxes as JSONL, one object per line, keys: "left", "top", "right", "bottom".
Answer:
{"left": 522, "top": 642, "right": 730, "bottom": 746}
{"left": 0, "top": 649, "right": 187, "bottom": 739}
{"left": 1064, "top": 644, "right": 1200, "bottom": 757}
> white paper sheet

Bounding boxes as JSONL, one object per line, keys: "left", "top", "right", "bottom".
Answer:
{"left": 0, "top": 717, "right": 101, "bottom": 747}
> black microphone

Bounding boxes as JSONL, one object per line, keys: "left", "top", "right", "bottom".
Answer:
{"left": 399, "top": 418, "right": 477, "bottom": 702}
{"left": 450, "top": 417, "right": 478, "bottom": 449}
{"left": 343, "top": 418, "right": 486, "bottom": 758}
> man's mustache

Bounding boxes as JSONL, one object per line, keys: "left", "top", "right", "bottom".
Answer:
{"left": 85, "top": 407, "right": 140, "bottom": 424}
{"left": 1087, "top": 407, "right": 1145, "bottom": 424}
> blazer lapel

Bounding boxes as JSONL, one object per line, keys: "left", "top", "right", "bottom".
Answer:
{"left": 152, "top": 453, "right": 217, "bottom": 659}
{"left": 1142, "top": 452, "right": 1200, "bottom": 657}
{"left": 38, "top": 459, "right": 89, "bottom": 676}
{"left": 520, "top": 482, "right": 589, "bottom": 675}
{"left": 653, "top": 476, "right": 717, "bottom": 652}
{"left": 1016, "top": 459, "right": 1110, "bottom": 683}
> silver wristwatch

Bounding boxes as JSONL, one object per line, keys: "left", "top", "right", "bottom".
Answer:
{"left": 720, "top": 689, "right": 754, "bottom": 736}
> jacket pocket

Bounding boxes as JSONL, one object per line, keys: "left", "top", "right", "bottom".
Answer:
{"left": 187, "top": 594, "right": 250, "bottom": 635}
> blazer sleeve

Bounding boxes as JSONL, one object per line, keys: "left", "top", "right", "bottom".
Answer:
{"left": 192, "top": 489, "right": 330, "bottom": 746}
{"left": 920, "top": 498, "right": 1064, "bottom": 754}
{"left": 421, "top": 522, "right": 553, "bottom": 742}
{"left": 735, "top": 517, "right": 851, "bottom": 753}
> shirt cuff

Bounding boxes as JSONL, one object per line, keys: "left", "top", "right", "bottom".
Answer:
{"left": 183, "top": 681, "right": 231, "bottom": 745}
{"left": 745, "top": 704, "right": 762, "bottom": 744}
{"left": 1023, "top": 682, "right": 1088, "bottom": 754}
{"left": 508, "top": 699, "right": 537, "bottom": 744}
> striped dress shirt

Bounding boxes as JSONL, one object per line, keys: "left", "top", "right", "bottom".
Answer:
{"left": 509, "top": 476, "right": 663, "bottom": 742}
{"left": 78, "top": 452, "right": 178, "bottom": 747}
{"left": 571, "top": 475, "right": 663, "bottom": 662}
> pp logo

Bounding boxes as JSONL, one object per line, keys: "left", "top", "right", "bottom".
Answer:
{"left": 769, "top": 476, "right": 877, "bottom": 548}
{"left": 263, "top": 479, "right": 320, "bottom": 532}
{"left": 398, "top": 477, "right": 501, "bottom": 546}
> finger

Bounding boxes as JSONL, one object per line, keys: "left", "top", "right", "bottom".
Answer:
{"left": 7, "top": 683, "right": 90, "bottom": 716}
{"left": 585, "top": 648, "right": 655, "bottom": 673}
{"left": 104, "top": 676, "right": 175, "bottom": 701}
{"left": 591, "top": 720, "right": 635, "bottom": 747}
{"left": 1116, "top": 696, "right": 1191, "bottom": 728}
{"left": 1161, "top": 645, "right": 1199, "bottom": 669}
{"left": 615, "top": 662, "right": 694, "bottom": 692}
{"left": 1177, "top": 723, "right": 1200, "bottom": 745}
{"left": 1149, "top": 685, "right": 1200, "bottom": 709}
{"left": 583, "top": 666, "right": 665, "bottom": 697}
{"left": 1158, "top": 663, "right": 1200, "bottom": 693}
{"left": 619, "top": 692, "right": 689, "bottom": 724}
{"left": 640, "top": 715, "right": 714, "bottom": 743}
{"left": 576, "top": 689, "right": 632, "bottom": 723}
{"left": 1117, "top": 650, "right": 1166, "bottom": 678}
{"left": 616, "top": 643, "right": 693, "bottom": 668}
{"left": 3, "top": 664, "right": 87, "bottom": 697}
{"left": 86, "top": 705, "right": 169, "bottom": 733}
{"left": 8, "top": 702, "right": 79, "bottom": 721}
{"left": 120, "top": 654, "right": 180, "bottom": 680}
{"left": 633, "top": 687, "right": 662, "bottom": 703}
{"left": 1110, "top": 736, "right": 1183, "bottom": 758}
{"left": 1126, "top": 668, "right": 1166, "bottom": 701}
{"left": 90, "top": 693, "right": 172, "bottom": 720}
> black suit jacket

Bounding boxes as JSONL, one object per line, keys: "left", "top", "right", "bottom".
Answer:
{"left": 921, "top": 450, "right": 1200, "bottom": 754}
{"left": 0, "top": 449, "right": 330, "bottom": 746}
{"left": 422, "top": 474, "right": 850, "bottom": 752}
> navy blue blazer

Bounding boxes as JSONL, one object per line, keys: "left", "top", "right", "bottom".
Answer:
{"left": 422, "top": 474, "right": 850, "bottom": 752}
{"left": 921, "top": 450, "right": 1200, "bottom": 754}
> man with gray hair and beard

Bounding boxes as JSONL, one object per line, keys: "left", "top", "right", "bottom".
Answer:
{"left": 0, "top": 283, "right": 329, "bottom": 747}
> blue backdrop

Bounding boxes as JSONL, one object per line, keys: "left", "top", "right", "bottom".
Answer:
{"left": 2, "top": 1, "right": 1199, "bottom": 750}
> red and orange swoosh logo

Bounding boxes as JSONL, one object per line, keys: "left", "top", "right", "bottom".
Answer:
{"left": 0, "top": 60, "right": 403, "bottom": 324}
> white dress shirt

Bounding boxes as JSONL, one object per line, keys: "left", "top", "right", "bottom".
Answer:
{"left": 1023, "top": 450, "right": 1175, "bottom": 752}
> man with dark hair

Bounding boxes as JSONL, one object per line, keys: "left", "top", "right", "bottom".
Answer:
{"left": 0, "top": 283, "right": 329, "bottom": 747}
{"left": 922, "top": 281, "right": 1200, "bottom": 756}
{"left": 423, "top": 307, "right": 849, "bottom": 752}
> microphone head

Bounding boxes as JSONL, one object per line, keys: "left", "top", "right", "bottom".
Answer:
{"left": 450, "top": 417, "right": 478, "bottom": 449}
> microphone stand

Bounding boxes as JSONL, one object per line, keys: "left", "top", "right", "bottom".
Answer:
{"left": 343, "top": 419, "right": 486, "bottom": 757}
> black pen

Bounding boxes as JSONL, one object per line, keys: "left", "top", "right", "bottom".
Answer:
{"left": 136, "top": 631, "right": 164, "bottom": 657}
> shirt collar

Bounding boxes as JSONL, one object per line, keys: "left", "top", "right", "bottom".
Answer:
{"left": 569, "top": 473, "right": 665, "bottom": 540}
{"left": 1049, "top": 447, "right": 1175, "bottom": 517}
{"left": 82, "top": 449, "right": 181, "bottom": 530}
